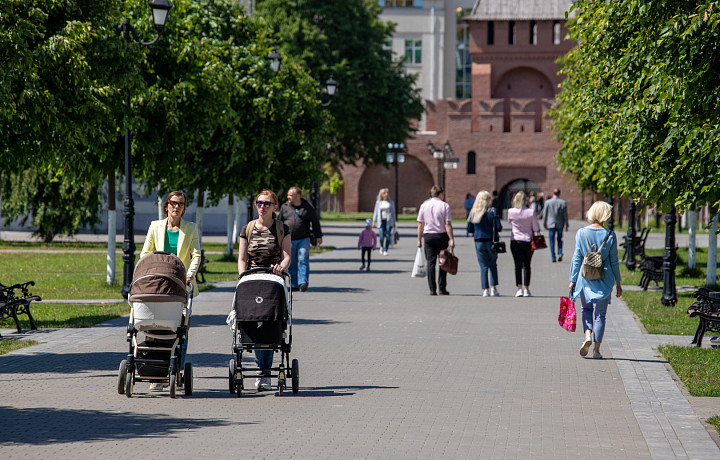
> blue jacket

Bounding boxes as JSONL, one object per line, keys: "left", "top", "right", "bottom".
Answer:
{"left": 569, "top": 226, "right": 622, "bottom": 302}
{"left": 468, "top": 208, "right": 502, "bottom": 241}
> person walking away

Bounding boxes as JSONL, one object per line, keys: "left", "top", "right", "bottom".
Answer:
{"left": 358, "top": 218, "right": 377, "bottom": 271}
{"left": 372, "top": 188, "right": 396, "bottom": 256}
{"left": 140, "top": 190, "right": 201, "bottom": 390}
{"left": 568, "top": 201, "right": 622, "bottom": 359}
{"left": 417, "top": 185, "right": 455, "bottom": 296}
{"left": 278, "top": 186, "right": 323, "bottom": 292}
{"left": 543, "top": 188, "right": 570, "bottom": 262}
{"left": 464, "top": 192, "right": 476, "bottom": 237}
{"left": 238, "top": 190, "right": 291, "bottom": 390}
{"left": 507, "top": 191, "right": 539, "bottom": 297}
{"left": 468, "top": 191, "right": 502, "bottom": 297}
{"left": 491, "top": 190, "right": 502, "bottom": 218}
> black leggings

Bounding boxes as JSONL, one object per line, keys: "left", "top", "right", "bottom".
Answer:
{"left": 510, "top": 240, "right": 533, "bottom": 286}
{"left": 361, "top": 247, "right": 372, "bottom": 266}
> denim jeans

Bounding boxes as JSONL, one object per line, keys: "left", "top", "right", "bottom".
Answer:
{"left": 548, "top": 228, "right": 563, "bottom": 261}
{"left": 379, "top": 219, "right": 391, "bottom": 252}
{"left": 580, "top": 292, "right": 610, "bottom": 343}
{"left": 254, "top": 350, "right": 273, "bottom": 377}
{"left": 474, "top": 240, "right": 498, "bottom": 289}
{"left": 289, "top": 237, "right": 311, "bottom": 288}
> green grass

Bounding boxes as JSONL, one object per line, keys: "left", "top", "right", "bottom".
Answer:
{"left": 0, "top": 339, "right": 39, "bottom": 355}
{"left": 708, "top": 416, "right": 720, "bottom": 433}
{"left": 2, "top": 251, "right": 125, "bottom": 299}
{"left": 0, "top": 302, "right": 129, "bottom": 330}
{"left": 623, "top": 291, "right": 698, "bottom": 335}
{"left": 659, "top": 345, "right": 720, "bottom": 397}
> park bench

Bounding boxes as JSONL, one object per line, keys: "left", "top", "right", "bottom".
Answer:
{"left": 196, "top": 249, "right": 210, "bottom": 284}
{"left": 620, "top": 226, "right": 649, "bottom": 264}
{"left": 638, "top": 255, "right": 664, "bottom": 290}
{"left": 687, "top": 288, "right": 720, "bottom": 347}
{"left": 0, "top": 281, "right": 40, "bottom": 335}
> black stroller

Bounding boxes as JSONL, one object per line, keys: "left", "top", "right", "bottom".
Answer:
{"left": 117, "top": 252, "right": 194, "bottom": 398}
{"left": 228, "top": 267, "right": 298, "bottom": 396}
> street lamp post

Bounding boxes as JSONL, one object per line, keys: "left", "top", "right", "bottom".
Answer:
{"left": 386, "top": 143, "right": 406, "bottom": 221}
{"left": 626, "top": 198, "right": 637, "bottom": 270}
{"left": 312, "top": 76, "right": 338, "bottom": 215}
{"left": 661, "top": 206, "right": 678, "bottom": 306}
{"left": 118, "top": 0, "right": 174, "bottom": 299}
{"left": 426, "top": 141, "right": 460, "bottom": 192}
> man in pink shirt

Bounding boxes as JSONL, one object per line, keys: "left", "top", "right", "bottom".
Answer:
{"left": 417, "top": 186, "right": 455, "bottom": 295}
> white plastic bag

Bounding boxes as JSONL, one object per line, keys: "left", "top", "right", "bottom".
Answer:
{"left": 412, "top": 247, "right": 427, "bottom": 278}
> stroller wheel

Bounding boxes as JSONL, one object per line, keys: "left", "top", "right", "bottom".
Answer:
{"left": 278, "top": 371, "right": 285, "bottom": 397}
{"left": 169, "top": 373, "right": 177, "bottom": 398}
{"left": 117, "top": 360, "right": 127, "bottom": 395}
{"left": 125, "top": 371, "right": 134, "bottom": 398}
{"left": 228, "top": 359, "right": 236, "bottom": 394}
{"left": 291, "top": 359, "right": 299, "bottom": 394}
{"left": 184, "top": 363, "right": 193, "bottom": 396}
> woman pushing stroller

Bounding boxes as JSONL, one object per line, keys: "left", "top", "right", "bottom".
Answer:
{"left": 237, "top": 190, "right": 291, "bottom": 391}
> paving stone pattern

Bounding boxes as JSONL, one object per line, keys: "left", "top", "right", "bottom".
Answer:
{"left": 1, "top": 222, "right": 718, "bottom": 459}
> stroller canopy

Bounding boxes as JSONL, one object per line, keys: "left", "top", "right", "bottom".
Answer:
{"left": 130, "top": 252, "right": 187, "bottom": 303}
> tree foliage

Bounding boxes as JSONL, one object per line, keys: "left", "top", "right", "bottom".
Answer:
{"left": 551, "top": 1, "right": 720, "bottom": 210}
{"left": 255, "top": 0, "right": 425, "bottom": 166}
{"left": 127, "top": 0, "right": 332, "bottom": 202}
{"left": 0, "top": 168, "right": 103, "bottom": 242}
{"left": 0, "top": 0, "right": 142, "bottom": 177}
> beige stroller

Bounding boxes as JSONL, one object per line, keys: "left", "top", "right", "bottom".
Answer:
{"left": 117, "top": 252, "right": 193, "bottom": 398}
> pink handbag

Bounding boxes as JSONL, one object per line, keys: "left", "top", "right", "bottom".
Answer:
{"left": 558, "top": 294, "right": 577, "bottom": 332}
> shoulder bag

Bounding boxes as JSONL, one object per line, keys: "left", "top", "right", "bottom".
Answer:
{"left": 491, "top": 212, "right": 506, "bottom": 253}
{"left": 438, "top": 248, "right": 458, "bottom": 275}
{"left": 531, "top": 232, "right": 547, "bottom": 251}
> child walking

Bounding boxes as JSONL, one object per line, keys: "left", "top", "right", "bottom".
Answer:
{"left": 358, "top": 218, "right": 377, "bottom": 271}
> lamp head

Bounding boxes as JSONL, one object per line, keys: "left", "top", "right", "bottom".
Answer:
{"left": 149, "top": 0, "right": 174, "bottom": 28}
{"left": 268, "top": 47, "right": 283, "bottom": 73}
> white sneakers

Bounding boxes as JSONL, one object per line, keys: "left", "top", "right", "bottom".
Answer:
{"left": 592, "top": 352, "right": 603, "bottom": 359}
{"left": 149, "top": 382, "right": 168, "bottom": 391}
{"left": 515, "top": 289, "right": 524, "bottom": 297}
{"left": 515, "top": 288, "right": 532, "bottom": 297}
{"left": 490, "top": 288, "right": 500, "bottom": 297}
{"left": 255, "top": 377, "right": 272, "bottom": 391}
{"left": 580, "top": 336, "right": 592, "bottom": 357}
{"left": 483, "top": 289, "right": 490, "bottom": 297}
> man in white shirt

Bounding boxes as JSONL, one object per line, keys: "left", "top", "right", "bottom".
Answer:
{"left": 417, "top": 186, "right": 455, "bottom": 295}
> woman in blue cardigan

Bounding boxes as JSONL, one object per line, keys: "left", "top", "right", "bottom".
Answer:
{"left": 568, "top": 201, "right": 623, "bottom": 359}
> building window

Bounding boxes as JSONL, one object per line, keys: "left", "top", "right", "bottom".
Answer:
{"left": 379, "top": 0, "right": 423, "bottom": 7}
{"left": 487, "top": 21, "right": 494, "bottom": 45}
{"left": 530, "top": 21, "right": 537, "bottom": 45}
{"left": 456, "top": 8, "right": 472, "bottom": 99}
{"left": 467, "top": 151, "right": 476, "bottom": 175}
{"left": 553, "top": 21, "right": 561, "bottom": 44}
{"left": 509, "top": 21, "right": 516, "bottom": 45}
{"left": 405, "top": 39, "right": 422, "bottom": 64}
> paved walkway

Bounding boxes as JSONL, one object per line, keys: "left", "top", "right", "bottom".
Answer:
{"left": 1, "top": 222, "right": 719, "bottom": 459}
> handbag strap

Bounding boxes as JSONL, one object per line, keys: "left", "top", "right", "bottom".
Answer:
{"left": 582, "top": 227, "right": 612, "bottom": 258}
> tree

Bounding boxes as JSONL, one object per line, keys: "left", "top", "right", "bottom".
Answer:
{"left": 0, "top": 0, "right": 143, "bottom": 178}
{"left": 128, "top": 0, "right": 332, "bottom": 202}
{"left": 0, "top": 168, "right": 103, "bottom": 242}
{"left": 551, "top": 1, "right": 720, "bottom": 210}
{"left": 255, "top": 0, "right": 425, "bottom": 166}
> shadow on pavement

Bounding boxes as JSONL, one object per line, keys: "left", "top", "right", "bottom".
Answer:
{"left": 0, "top": 406, "right": 243, "bottom": 445}
{"left": 311, "top": 270, "right": 405, "bottom": 275}
{"left": 298, "top": 286, "right": 369, "bottom": 294}
{"left": 0, "top": 351, "right": 125, "bottom": 375}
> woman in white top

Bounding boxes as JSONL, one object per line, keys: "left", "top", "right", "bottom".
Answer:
{"left": 507, "top": 191, "right": 540, "bottom": 297}
{"left": 372, "top": 188, "right": 396, "bottom": 256}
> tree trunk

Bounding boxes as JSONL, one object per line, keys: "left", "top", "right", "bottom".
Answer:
{"left": 107, "top": 172, "right": 116, "bottom": 285}
{"left": 226, "top": 194, "right": 234, "bottom": 257}
{"left": 687, "top": 209, "right": 697, "bottom": 270}
{"left": 196, "top": 189, "right": 205, "bottom": 247}
{"left": 707, "top": 208, "right": 718, "bottom": 287}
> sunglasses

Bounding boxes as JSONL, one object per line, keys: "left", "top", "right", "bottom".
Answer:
{"left": 168, "top": 200, "right": 185, "bottom": 208}
{"left": 256, "top": 200, "right": 275, "bottom": 208}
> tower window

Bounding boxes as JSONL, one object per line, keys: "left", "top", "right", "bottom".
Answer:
{"left": 530, "top": 21, "right": 537, "bottom": 45}
{"left": 487, "top": 21, "right": 494, "bottom": 45}
{"left": 467, "top": 151, "right": 476, "bottom": 175}
{"left": 553, "top": 21, "right": 561, "bottom": 45}
{"left": 509, "top": 21, "right": 516, "bottom": 45}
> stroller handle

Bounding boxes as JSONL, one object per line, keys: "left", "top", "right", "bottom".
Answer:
{"left": 239, "top": 267, "right": 291, "bottom": 285}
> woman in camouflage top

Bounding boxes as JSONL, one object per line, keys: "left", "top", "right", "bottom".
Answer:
{"left": 238, "top": 190, "right": 291, "bottom": 391}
